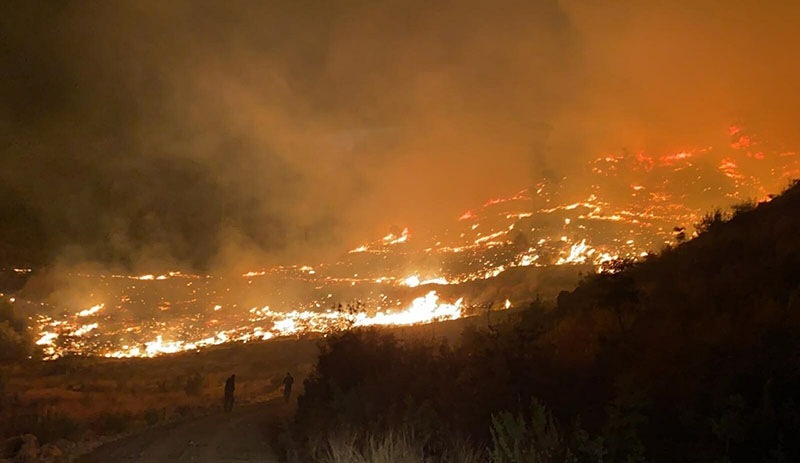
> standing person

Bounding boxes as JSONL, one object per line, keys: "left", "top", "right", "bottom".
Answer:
{"left": 282, "top": 372, "right": 294, "bottom": 403}
{"left": 223, "top": 374, "right": 236, "bottom": 412}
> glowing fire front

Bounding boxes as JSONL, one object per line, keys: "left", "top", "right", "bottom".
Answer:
{"left": 353, "top": 292, "right": 462, "bottom": 327}
{"left": 33, "top": 290, "right": 470, "bottom": 359}
{"left": 350, "top": 227, "right": 411, "bottom": 253}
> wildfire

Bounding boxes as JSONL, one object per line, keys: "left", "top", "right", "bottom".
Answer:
{"left": 32, "top": 290, "right": 473, "bottom": 359}
{"left": 18, "top": 124, "right": 800, "bottom": 361}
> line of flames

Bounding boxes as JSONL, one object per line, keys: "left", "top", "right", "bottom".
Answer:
{"left": 33, "top": 290, "right": 472, "bottom": 360}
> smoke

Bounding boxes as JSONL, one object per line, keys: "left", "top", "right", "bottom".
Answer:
{"left": 565, "top": 1, "right": 800, "bottom": 149}
{"left": 1, "top": 0, "right": 799, "bottom": 271}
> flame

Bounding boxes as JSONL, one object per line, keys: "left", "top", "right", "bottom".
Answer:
{"left": 483, "top": 189, "right": 530, "bottom": 207}
{"left": 554, "top": 239, "right": 619, "bottom": 267}
{"left": 556, "top": 239, "right": 593, "bottom": 265}
{"left": 731, "top": 135, "right": 752, "bottom": 150}
{"left": 73, "top": 323, "right": 98, "bottom": 336}
{"left": 354, "top": 291, "right": 463, "bottom": 327}
{"left": 719, "top": 158, "right": 744, "bottom": 181}
{"left": 402, "top": 275, "right": 449, "bottom": 287}
{"left": 76, "top": 304, "right": 104, "bottom": 317}
{"left": 658, "top": 150, "right": 695, "bottom": 166}
{"left": 86, "top": 291, "right": 467, "bottom": 358}
{"left": 474, "top": 230, "right": 508, "bottom": 245}
{"left": 349, "top": 227, "right": 410, "bottom": 253}
{"left": 382, "top": 227, "right": 410, "bottom": 245}
{"left": 36, "top": 332, "right": 58, "bottom": 346}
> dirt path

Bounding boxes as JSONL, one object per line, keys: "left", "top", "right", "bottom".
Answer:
{"left": 79, "top": 400, "right": 287, "bottom": 463}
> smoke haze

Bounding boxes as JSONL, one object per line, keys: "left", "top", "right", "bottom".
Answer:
{"left": 2, "top": 0, "right": 799, "bottom": 270}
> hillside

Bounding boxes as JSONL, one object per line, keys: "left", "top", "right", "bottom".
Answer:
{"left": 550, "top": 179, "right": 800, "bottom": 382}
{"left": 289, "top": 181, "right": 800, "bottom": 463}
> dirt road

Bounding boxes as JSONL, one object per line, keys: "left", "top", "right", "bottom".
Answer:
{"left": 79, "top": 401, "right": 286, "bottom": 463}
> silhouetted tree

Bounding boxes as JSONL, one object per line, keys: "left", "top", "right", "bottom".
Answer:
{"left": 695, "top": 208, "right": 728, "bottom": 234}
{"left": 673, "top": 226, "right": 686, "bottom": 244}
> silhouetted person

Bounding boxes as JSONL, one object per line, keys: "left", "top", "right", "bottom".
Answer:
{"left": 282, "top": 372, "right": 294, "bottom": 403}
{"left": 223, "top": 374, "right": 236, "bottom": 412}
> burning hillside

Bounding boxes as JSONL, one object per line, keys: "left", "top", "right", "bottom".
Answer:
{"left": 5, "top": 126, "right": 799, "bottom": 359}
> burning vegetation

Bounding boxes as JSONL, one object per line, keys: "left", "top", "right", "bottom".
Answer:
{"left": 3, "top": 125, "right": 798, "bottom": 360}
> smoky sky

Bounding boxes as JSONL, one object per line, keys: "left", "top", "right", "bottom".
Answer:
{"left": 2, "top": 0, "right": 799, "bottom": 270}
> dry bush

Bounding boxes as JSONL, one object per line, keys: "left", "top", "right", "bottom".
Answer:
{"left": 91, "top": 410, "right": 134, "bottom": 435}
{"left": 317, "top": 431, "right": 485, "bottom": 463}
{"left": 8, "top": 409, "right": 83, "bottom": 444}
{"left": 142, "top": 407, "right": 164, "bottom": 426}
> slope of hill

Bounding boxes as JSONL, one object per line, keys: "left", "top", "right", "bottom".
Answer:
{"left": 290, "top": 181, "right": 800, "bottom": 462}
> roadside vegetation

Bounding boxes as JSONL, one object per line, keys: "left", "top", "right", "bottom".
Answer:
{"left": 0, "top": 337, "right": 318, "bottom": 461}
{"left": 286, "top": 181, "right": 800, "bottom": 462}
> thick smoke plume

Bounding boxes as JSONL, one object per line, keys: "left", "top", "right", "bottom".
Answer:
{"left": 2, "top": 0, "right": 799, "bottom": 271}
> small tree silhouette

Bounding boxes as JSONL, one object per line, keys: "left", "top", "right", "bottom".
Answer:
{"left": 695, "top": 208, "right": 729, "bottom": 234}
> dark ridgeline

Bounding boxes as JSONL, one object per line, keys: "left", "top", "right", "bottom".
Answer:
{"left": 290, "top": 181, "right": 800, "bottom": 462}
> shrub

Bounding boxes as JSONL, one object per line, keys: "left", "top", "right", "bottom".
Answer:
{"left": 320, "top": 431, "right": 426, "bottom": 463}
{"left": 710, "top": 394, "right": 747, "bottom": 460}
{"left": 695, "top": 208, "right": 729, "bottom": 234}
{"left": 176, "top": 405, "right": 195, "bottom": 419}
{"left": 184, "top": 372, "right": 204, "bottom": 396}
{"left": 143, "top": 408, "right": 163, "bottom": 426}
{"left": 10, "top": 410, "right": 83, "bottom": 443}
{"left": 92, "top": 410, "right": 134, "bottom": 435}
{"left": 602, "top": 381, "right": 647, "bottom": 463}
{"left": 315, "top": 431, "right": 485, "bottom": 463}
{"left": 731, "top": 199, "right": 757, "bottom": 217}
{"left": 156, "top": 378, "right": 169, "bottom": 392}
{"left": 489, "top": 399, "right": 565, "bottom": 463}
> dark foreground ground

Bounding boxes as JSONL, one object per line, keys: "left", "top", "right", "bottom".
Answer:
{"left": 79, "top": 400, "right": 288, "bottom": 463}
